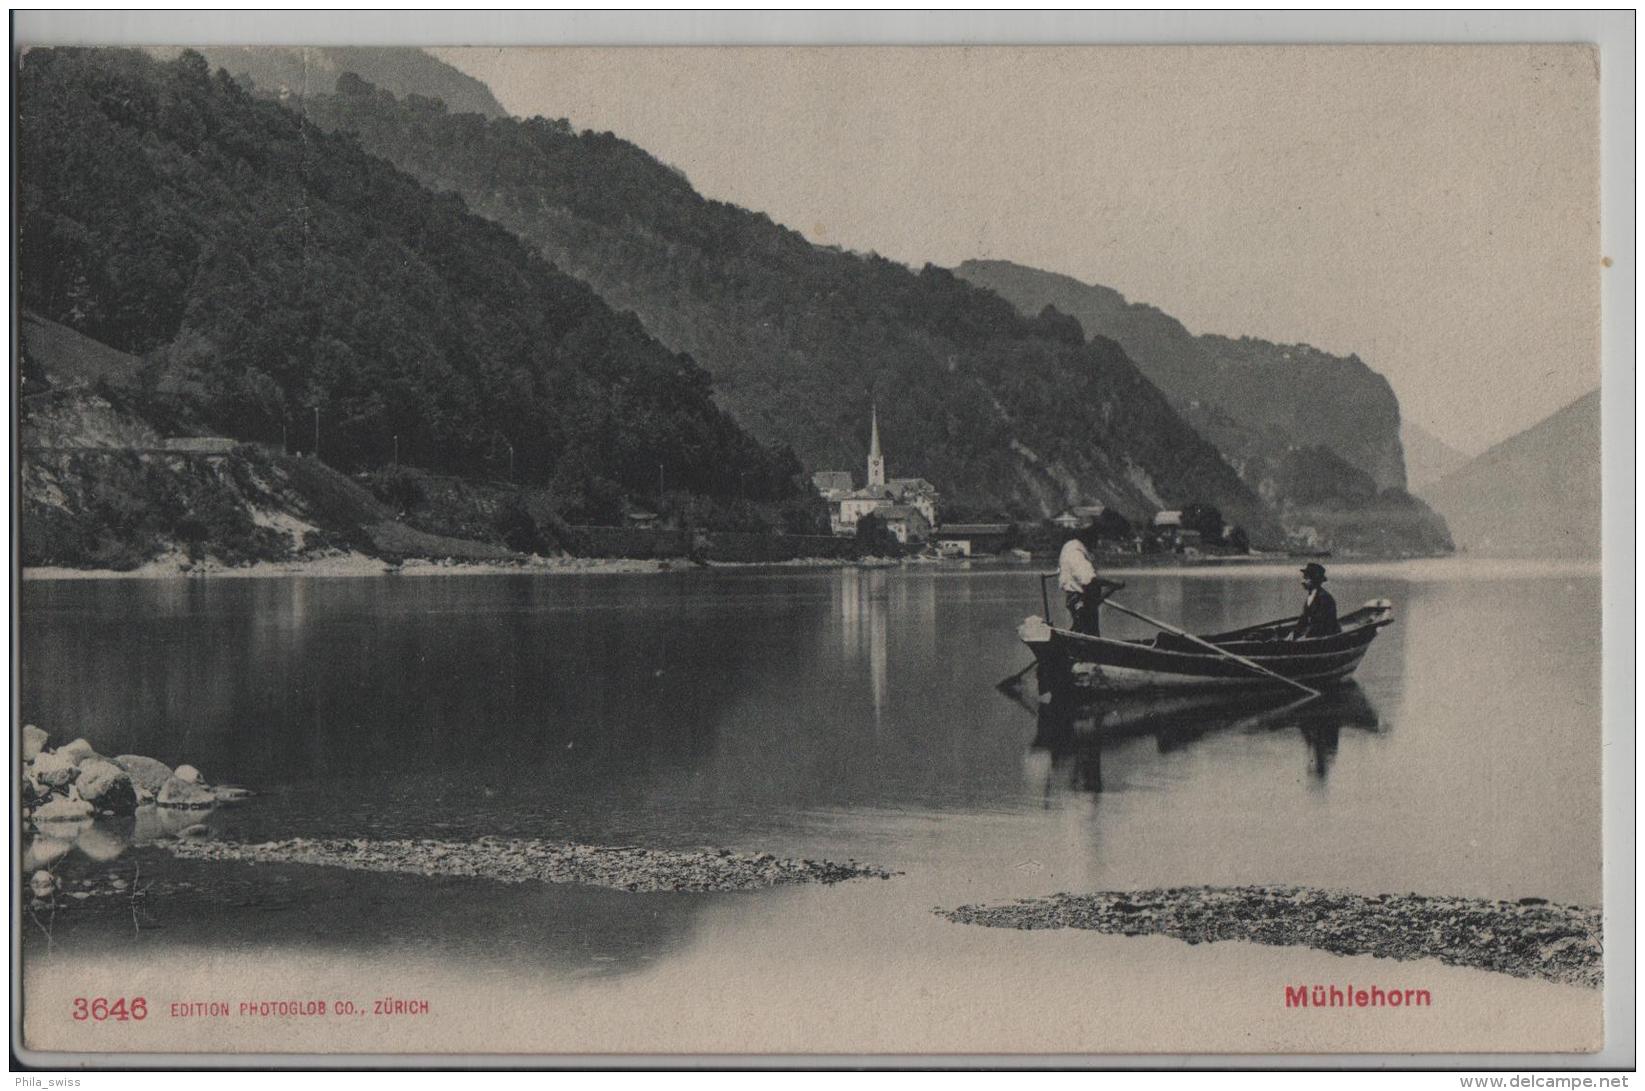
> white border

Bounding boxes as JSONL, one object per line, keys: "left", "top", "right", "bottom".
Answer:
{"left": 6, "top": 8, "right": 1635, "bottom": 1074}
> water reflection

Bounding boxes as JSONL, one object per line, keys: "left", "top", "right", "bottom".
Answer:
{"left": 19, "top": 565, "right": 1605, "bottom": 907}
{"left": 1024, "top": 683, "right": 1382, "bottom": 797}
{"left": 20, "top": 575, "right": 806, "bottom": 787}
{"left": 834, "top": 569, "right": 891, "bottom": 720}
{"left": 22, "top": 799, "right": 230, "bottom": 873}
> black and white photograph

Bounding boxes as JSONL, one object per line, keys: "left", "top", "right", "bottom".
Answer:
{"left": 10, "top": 11, "right": 1631, "bottom": 1068}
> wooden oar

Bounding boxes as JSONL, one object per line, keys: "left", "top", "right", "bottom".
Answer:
{"left": 1098, "top": 597, "right": 1322, "bottom": 699}
{"left": 995, "top": 660, "right": 1038, "bottom": 694}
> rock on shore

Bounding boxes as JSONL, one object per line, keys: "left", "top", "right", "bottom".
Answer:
{"left": 75, "top": 759, "right": 137, "bottom": 815}
{"left": 113, "top": 754, "right": 174, "bottom": 798}
{"left": 168, "top": 836, "right": 893, "bottom": 893}
{"left": 21, "top": 724, "right": 251, "bottom": 906}
{"left": 937, "top": 885, "right": 1602, "bottom": 989}
{"left": 23, "top": 725, "right": 49, "bottom": 761}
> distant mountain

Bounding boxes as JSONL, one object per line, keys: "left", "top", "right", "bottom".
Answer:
{"left": 1422, "top": 391, "right": 1600, "bottom": 558}
{"left": 19, "top": 48, "right": 804, "bottom": 528}
{"left": 147, "top": 46, "right": 508, "bottom": 118}
{"left": 954, "top": 260, "right": 1450, "bottom": 555}
{"left": 1402, "top": 420, "right": 1471, "bottom": 491}
{"left": 284, "top": 73, "right": 1278, "bottom": 534}
{"left": 954, "top": 260, "right": 1409, "bottom": 487}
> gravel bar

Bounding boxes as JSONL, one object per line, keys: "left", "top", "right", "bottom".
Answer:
{"left": 167, "top": 836, "right": 894, "bottom": 893}
{"left": 937, "top": 885, "right": 1601, "bottom": 988}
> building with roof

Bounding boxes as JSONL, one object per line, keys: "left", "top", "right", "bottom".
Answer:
{"left": 811, "top": 471, "right": 854, "bottom": 497}
{"left": 815, "top": 406, "right": 940, "bottom": 536}
{"left": 1052, "top": 503, "right": 1108, "bottom": 530}
{"left": 885, "top": 477, "right": 938, "bottom": 526}
{"left": 878, "top": 504, "right": 932, "bottom": 544}
{"left": 933, "top": 523, "right": 1012, "bottom": 557}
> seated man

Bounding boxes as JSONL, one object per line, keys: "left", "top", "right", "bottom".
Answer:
{"left": 1058, "top": 522, "right": 1124, "bottom": 635}
{"left": 1290, "top": 562, "right": 1342, "bottom": 639}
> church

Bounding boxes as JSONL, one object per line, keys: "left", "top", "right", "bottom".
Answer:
{"left": 811, "top": 407, "right": 939, "bottom": 542}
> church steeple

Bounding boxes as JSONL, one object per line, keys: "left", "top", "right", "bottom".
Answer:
{"left": 867, "top": 403, "right": 886, "bottom": 488}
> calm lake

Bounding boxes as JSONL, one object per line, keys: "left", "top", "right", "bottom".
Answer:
{"left": 19, "top": 561, "right": 1605, "bottom": 1054}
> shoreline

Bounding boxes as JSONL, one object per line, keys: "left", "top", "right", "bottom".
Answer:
{"left": 19, "top": 551, "right": 898, "bottom": 582}
{"left": 20, "top": 550, "right": 1593, "bottom": 583}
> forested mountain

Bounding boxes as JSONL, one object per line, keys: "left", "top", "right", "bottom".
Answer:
{"left": 954, "top": 260, "right": 1409, "bottom": 488}
{"left": 18, "top": 48, "right": 804, "bottom": 517}
{"left": 147, "top": 46, "right": 509, "bottom": 119}
{"left": 954, "top": 260, "right": 1452, "bottom": 554}
{"left": 1423, "top": 391, "right": 1600, "bottom": 558}
{"left": 290, "top": 71, "right": 1278, "bottom": 533}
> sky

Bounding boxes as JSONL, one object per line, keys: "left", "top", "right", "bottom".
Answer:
{"left": 437, "top": 45, "right": 1601, "bottom": 456}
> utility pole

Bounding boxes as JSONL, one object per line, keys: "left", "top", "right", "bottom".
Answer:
{"left": 281, "top": 420, "right": 287, "bottom": 456}
{"left": 312, "top": 406, "right": 320, "bottom": 461}
{"left": 658, "top": 462, "right": 665, "bottom": 508}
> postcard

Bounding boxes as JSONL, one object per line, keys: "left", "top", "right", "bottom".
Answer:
{"left": 12, "top": 21, "right": 1626, "bottom": 1067}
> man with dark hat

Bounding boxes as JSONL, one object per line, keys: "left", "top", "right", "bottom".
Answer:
{"left": 1058, "top": 521, "right": 1124, "bottom": 636}
{"left": 1290, "top": 562, "right": 1341, "bottom": 639}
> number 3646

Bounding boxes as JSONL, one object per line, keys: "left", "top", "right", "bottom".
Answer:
{"left": 72, "top": 997, "right": 147, "bottom": 1021}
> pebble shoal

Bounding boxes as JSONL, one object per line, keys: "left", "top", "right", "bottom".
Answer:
{"left": 168, "top": 836, "right": 894, "bottom": 893}
{"left": 937, "top": 885, "right": 1601, "bottom": 988}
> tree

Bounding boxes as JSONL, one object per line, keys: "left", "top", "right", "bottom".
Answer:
{"left": 854, "top": 511, "right": 901, "bottom": 556}
{"left": 18, "top": 47, "right": 810, "bottom": 517}
{"left": 1093, "top": 508, "right": 1133, "bottom": 540}
{"left": 1180, "top": 503, "right": 1225, "bottom": 539}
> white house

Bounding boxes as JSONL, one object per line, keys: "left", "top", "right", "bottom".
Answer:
{"left": 816, "top": 406, "right": 939, "bottom": 535}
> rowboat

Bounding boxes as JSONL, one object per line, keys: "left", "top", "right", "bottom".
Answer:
{"left": 1019, "top": 598, "right": 1394, "bottom": 693}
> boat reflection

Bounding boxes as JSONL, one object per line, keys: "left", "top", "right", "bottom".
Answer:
{"left": 1026, "top": 683, "right": 1382, "bottom": 795}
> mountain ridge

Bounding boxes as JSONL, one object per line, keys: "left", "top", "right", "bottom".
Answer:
{"left": 952, "top": 259, "right": 1452, "bottom": 555}
{"left": 1422, "top": 390, "right": 1600, "bottom": 558}
{"left": 289, "top": 68, "right": 1282, "bottom": 535}
{"left": 1403, "top": 419, "right": 1472, "bottom": 492}
{"left": 953, "top": 259, "right": 1409, "bottom": 489}
{"left": 19, "top": 46, "right": 813, "bottom": 546}
{"left": 146, "top": 46, "right": 509, "bottom": 119}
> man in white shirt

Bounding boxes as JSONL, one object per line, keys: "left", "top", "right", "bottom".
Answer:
{"left": 1058, "top": 523, "right": 1124, "bottom": 635}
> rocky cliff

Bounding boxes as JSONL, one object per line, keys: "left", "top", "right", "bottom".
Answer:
{"left": 955, "top": 260, "right": 1451, "bottom": 554}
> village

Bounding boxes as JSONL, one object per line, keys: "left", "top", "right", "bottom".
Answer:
{"left": 809, "top": 408, "right": 1255, "bottom": 561}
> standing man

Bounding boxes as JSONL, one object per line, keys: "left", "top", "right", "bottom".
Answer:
{"left": 1290, "top": 562, "right": 1341, "bottom": 639}
{"left": 1058, "top": 522, "right": 1124, "bottom": 635}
